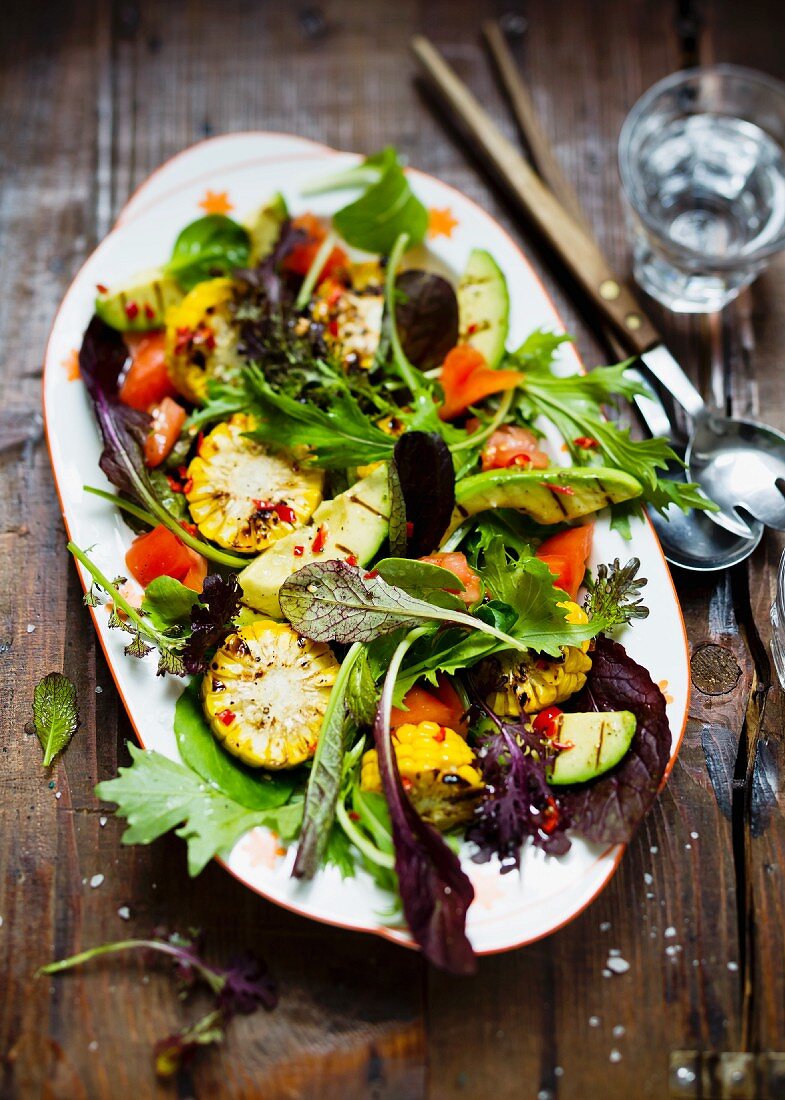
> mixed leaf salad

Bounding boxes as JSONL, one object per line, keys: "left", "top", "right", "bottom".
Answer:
{"left": 71, "top": 148, "right": 710, "bottom": 973}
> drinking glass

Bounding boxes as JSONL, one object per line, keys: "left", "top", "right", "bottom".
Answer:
{"left": 619, "top": 65, "right": 785, "bottom": 313}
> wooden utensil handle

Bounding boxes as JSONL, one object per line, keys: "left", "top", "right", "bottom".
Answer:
{"left": 411, "top": 35, "right": 661, "bottom": 358}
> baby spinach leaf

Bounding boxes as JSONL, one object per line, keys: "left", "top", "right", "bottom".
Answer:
{"left": 174, "top": 682, "right": 294, "bottom": 811}
{"left": 33, "top": 672, "right": 79, "bottom": 767}
{"left": 164, "top": 214, "right": 251, "bottom": 291}
{"left": 142, "top": 576, "right": 199, "bottom": 633}
{"left": 320, "top": 148, "right": 428, "bottom": 255}
{"left": 374, "top": 557, "right": 465, "bottom": 595}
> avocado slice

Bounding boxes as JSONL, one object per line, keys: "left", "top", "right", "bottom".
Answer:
{"left": 546, "top": 711, "right": 636, "bottom": 785}
{"left": 457, "top": 248, "right": 509, "bottom": 367}
{"left": 245, "top": 192, "right": 288, "bottom": 265}
{"left": 447, "top": 466, "right": 642, "bottom": 534}
{"left": 239, "top": 465, "right": 391, "bottom": 617}
{"left": 95, "top": 270, "right": 184, "bottom": 332}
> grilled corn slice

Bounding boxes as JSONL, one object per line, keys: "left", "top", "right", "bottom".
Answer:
{"left": 312, "top": 280, "right": 384, "bottom": 371}
{"left": 361, "top": 721, "right": 484, "bottom": 830}
{"left": 165, "top": 277, "right": 242, "bottom": 403}
{"left": 185, "top": 413, "right": 323, "bottom": 553}
{"left": 202, "top": 618, "right": 339, "bottom": 769}
{"left": 485, "top": 602, "right": 593, "bottom": 717}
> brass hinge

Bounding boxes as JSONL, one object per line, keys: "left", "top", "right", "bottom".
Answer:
{"left": 670, "top": 1052, "right": 785, "bottom": 1098}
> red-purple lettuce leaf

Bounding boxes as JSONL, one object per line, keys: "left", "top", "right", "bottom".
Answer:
{"left": 466, "top": 696, "right": 571, "bottom": 871}
{"left": 182, "top": 573, "right": 243, "bottom": 674}
{"left": 558, "top": 635, "right": 671, "bottom": 843}
{"left": 373, "top": 648, "right": 475, "bottom": 974}
{"left": 395, "top": 270, "right": 459, "bottom": 369}
{"left": 393, "top": 432, "right": 455, "bottom": 557}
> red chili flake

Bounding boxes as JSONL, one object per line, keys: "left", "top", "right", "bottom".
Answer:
{"left": 182, "top": 477, "right": 193, "bottom": 495}
{"left": 196, "top": 431, "right": 205, "bottom": 455}
{"left": 466, "top": 322, "right": 479, "bottom": 335}
{"left": 177, "top": 465, "right": 190, "bottom": 480}
{"left": 402, "top": 776, "right": 413, "bottom": 792}
{"left": 96, "top": 283, "right": 109, "bottom": 295}
{"left": 166, "top": 474, "right": 183, "bottom": 493}
{"left": 273, "top": 503, "right": 297, "bottom": 525}
{"left": 507, "top": 453, "right": 533, "bottom": 467}
{"left": 434, "top": 727, "right": 447, "bottom": 743}
{"left": 406, "top": 521, "right": 414, "bottom": 537}
{"left": 550, "top": 738, "right": 575, "bottom": 752}
{"left": 193, "top": 325, "right": 216, "bottom": 351}
{"left": 541, "top": 798, "right": 561, "bottom": 835}
{"left": 252, "top": 499, "right": 271, "bottom": 512}
{"left": 328, "top": 319, "right": 339, "bottom": 337}
{"left": 312, "top": 525, "right": 327, "bottom": 553}
{"left": 174, "top": 326, "right": 195, "bottom": 354}
{"left": 144, "top": 303, "right": 155, "bottom": 320}
{"left": 344, "top": 554, "right": 358, "bottom": 567}
{"left": 180, "top": 521, "right": 198, "bottom": 538}
{"left": 327, "top": 285, "right": 343, "bottom": 308}
{"left": 124, "top": 301, "right": 139, "bottom": 320}
{"left": 574, "top": 436, "right": 599, "bottom": 449}
{"left": 545, "top": 482, "right": 576, "bottom": 496}
{"left": 534, "top": 658, "right": 550, "bottom": 670}
{"left": 293, "top": 545, "right": 305, "bottom": 557}
{"left": 216, "top": 709, "right": 236, "bottom": 726}
{"left": 364, "top": 570, "right": 379, "bottom": 580}
{"left": 348, "top": 811, "right": 361, "bottom": 822}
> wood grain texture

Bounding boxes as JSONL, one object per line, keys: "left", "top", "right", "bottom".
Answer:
{"left": 0, "top": 1, "right": 782, "bottom": 1097}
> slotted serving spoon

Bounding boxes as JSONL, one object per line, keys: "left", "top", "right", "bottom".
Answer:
{"left": 413, "top": 34, "right": 785, "bottom": 544}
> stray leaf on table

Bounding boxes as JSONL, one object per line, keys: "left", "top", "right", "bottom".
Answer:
{"left": 33, "top": 672, "right": 79, "bottom": 767}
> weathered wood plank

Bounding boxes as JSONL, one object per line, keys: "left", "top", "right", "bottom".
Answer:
{"left": 423, "top": 3, "right": 748, "bottom": 1097}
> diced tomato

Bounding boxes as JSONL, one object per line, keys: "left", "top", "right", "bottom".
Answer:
{"left": 119, "top": 332, "right": 177, "bottom": 411}
{"left": 181, "top": 547, "right": 208, "bottom": 593}
{"left": 481, "top": 425, "right": 550, "bottom": 471}
{"left": 125, "top": 525, "right": 193, "bottom": 588}
{"left": 282, "top": 213, "right": 349, "bottom": 283}
{"left": 535, "top": 524, "right": 594, "bottom": 601}
{"left": 438, "top": 345, "right": 523, "bottom": 421}
{"left": 144, "top": 397, "right": 186, "bottom": 468}
{"left": 391, "top": 678, "right": 467, "bottom": 736}
{"left": 418, "top": 551, "right": 483, "bottom": 605}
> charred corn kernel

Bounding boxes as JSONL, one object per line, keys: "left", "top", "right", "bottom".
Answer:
{"left": 312, "top": 281, "right": 384, "bottom": 371}
{"left": 165, "top": 277, "right": 241, "bottom": 403}
{"left": 185, "top": 413, "right": 323, "bottom": 553}
{"left": 202, "top": 618, "right": 339, "bottom": 769}
{"left": 356, "top": 414, "right": 406, "bottom": 479}
{"left": 361, "top": 721, "right": 484, "bottom": 830}
{"left": 485, "top": 601, "right": 593, "bottom": 717}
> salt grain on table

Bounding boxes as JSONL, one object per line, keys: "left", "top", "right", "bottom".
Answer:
{"left": 644, "top": 872, "right": 653, "bottom": 885}
{"left": 665, "top": 926, "right": 677, "bottom": 937}
{"left": 589, "top": 1016, "right": 601, "bottom": 1027}
{"left": 607, "top": 957, "right": 630, "bottom": 974}
{"left": 613, "top": 1025, "right": 626, "bottom": 1038}
{"left": 117, "top": 906, "right": 130, "bottom": 920}
{"left": 728, "top": 961, "right": 739, "bottom": 971}
{"left": 26, "top": 624, "right": 35, "bottom": 634}
{"left": 599, "top": 921, "right": 611, "bottom": 932}
{"left": 99, "top": 816, "right": 107, "bottom": 826}
{"left": 609, "top": 1050, "right": 622, "bottom": 1064}
{"left": 690, "top": 831, "right": 699, "bottom": 839}
{"left": 89, "top": 874, "right": 104, "bottom": 888}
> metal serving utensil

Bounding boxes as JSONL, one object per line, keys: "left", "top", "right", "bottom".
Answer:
{"left": 412, "top": 34, "right": 785, "bottom": 549}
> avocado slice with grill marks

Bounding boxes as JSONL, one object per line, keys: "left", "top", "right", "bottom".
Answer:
{"left": 546, "top": 711, "right": 636, "bottom": 785}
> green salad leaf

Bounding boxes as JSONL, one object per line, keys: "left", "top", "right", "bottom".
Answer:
{"left": 174, "top": 683, "right": 295, "bottom": 811}
{"left": 584, "top": 557, "right": 649, "bottom": 629}
{"left": 509, "top": 332, "right": 717, "bottom": 519}
{"left": 33, "top": 672, "right": 79, "bottom": 767}
{"left": 244, "top": 366, "right": 395, "bottom": 468}
{"left": 95, "top": 744, "right": 283, "bottom": 876}
{"left": 142, "top": 576, "right": 200, "bottom": 633}
{"left": 304, "top": 148, "right": 428, "bottom": 254}
{"left": 164, "top": 214, "right": 251, "bottom": 291}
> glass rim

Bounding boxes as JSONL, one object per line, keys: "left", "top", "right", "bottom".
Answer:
{"left": 619, "top": 63, "right": 785, "bottom": 267}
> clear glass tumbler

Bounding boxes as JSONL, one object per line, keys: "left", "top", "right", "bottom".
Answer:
{"left": 619, "top": 65, "right": 785, "bottom": 313}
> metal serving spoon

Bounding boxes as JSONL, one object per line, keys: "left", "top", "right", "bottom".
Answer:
{"left": 412, "top": 36, "right": 785, "bottom": 551}
{"left": 631, "top": 374, "right": 763, "bottom": 570}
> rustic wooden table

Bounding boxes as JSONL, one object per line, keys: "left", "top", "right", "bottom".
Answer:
{"left": 2, "top": 1, "right": 784, "bottom": 1097}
